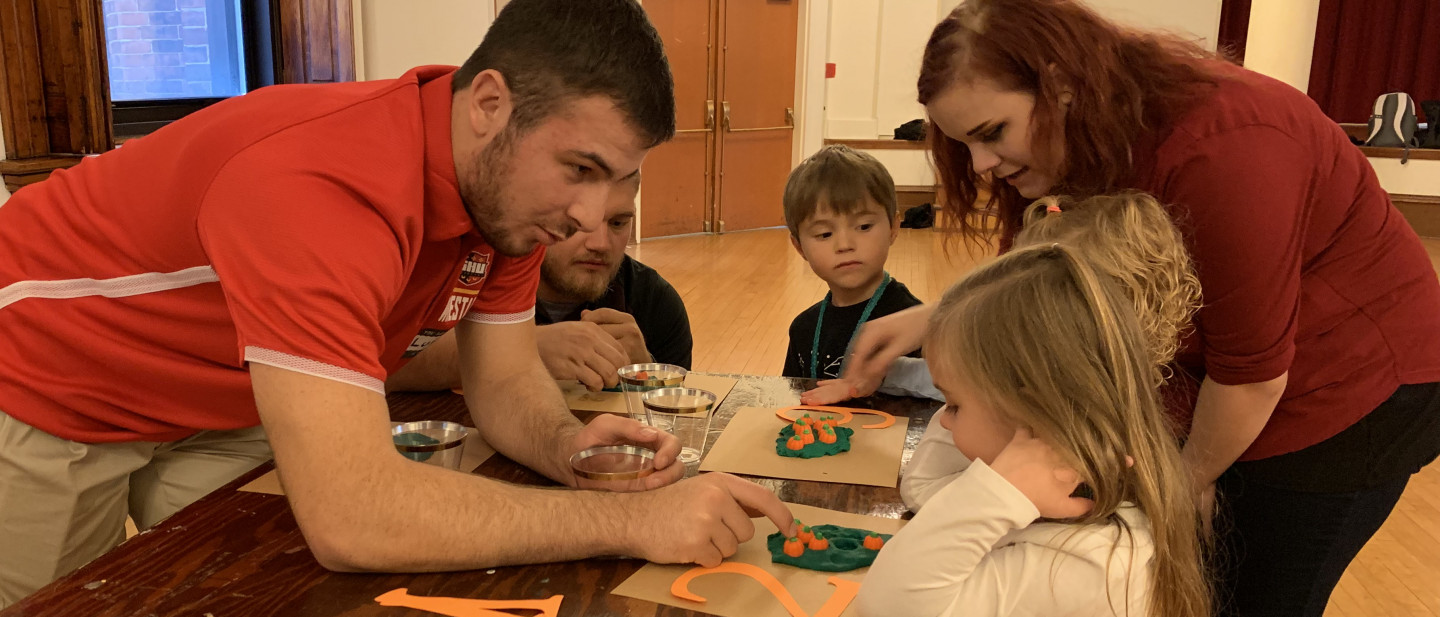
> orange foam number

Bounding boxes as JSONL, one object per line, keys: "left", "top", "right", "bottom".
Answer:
{"left": 776, "top": 406, "right": 896, "bottom": 430}
{"left": 670, "top": 562, "right": 862, "bottom": 617}
{"left": 374, "top": 588, "right": 563, "bottom": 617}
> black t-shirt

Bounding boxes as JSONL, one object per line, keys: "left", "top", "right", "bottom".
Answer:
{"left": 783, "top": 279, "right": 923, "bottom": 379}
{"left": 535, "top": 255, "right": 693, "bottom": 369}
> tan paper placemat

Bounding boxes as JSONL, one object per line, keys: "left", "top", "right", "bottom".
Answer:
{"left": 239, "top": 426, "right": 494, "bottom": 495}
{"left": 699, "top": 407, "right": 906, "bottom": 488}
{"left": 562, "top": 373, "right": 739, "bottom": 415}
{"left": 612, "top": 502, "right": 906, "bottom": 617}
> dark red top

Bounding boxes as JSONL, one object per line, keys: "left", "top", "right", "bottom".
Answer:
{"left": 1131, "top": 62, "right": 1440, "bottom": 460}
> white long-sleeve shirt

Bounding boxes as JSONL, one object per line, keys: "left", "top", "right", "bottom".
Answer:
{"left": 858, "top": 417, "right": 1155, "bottom": 617}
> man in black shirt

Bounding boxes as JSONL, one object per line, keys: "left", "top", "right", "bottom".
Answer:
{"left": 388, "top": 175, "right": 691, "bottom": 392}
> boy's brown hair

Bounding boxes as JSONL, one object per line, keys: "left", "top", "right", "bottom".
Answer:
{"left": 783, "top": 145, "right": 898, "bottom": 236}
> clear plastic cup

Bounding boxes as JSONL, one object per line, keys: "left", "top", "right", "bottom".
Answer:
{"left": 617, "top": 363, "right": 686, "bottom": 426}
{"left": 391, "top": 421, "right": 467, "bottom": 470}
{"left": 570, "top": 445, "right": 656, "bottom": 492}
{"left": 641, "top": 387, "right": 717, "bottom": 465}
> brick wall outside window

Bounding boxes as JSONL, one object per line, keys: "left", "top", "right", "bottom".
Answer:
{"left": 104, "top": 0, "right": 235, "bottom": 100}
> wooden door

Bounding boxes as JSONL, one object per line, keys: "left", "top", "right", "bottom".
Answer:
{"left": 640, "top": 0, "right": 716, "bottom": 238}
{"left": 714, "top": 0, "right": 798, "bottom": 232}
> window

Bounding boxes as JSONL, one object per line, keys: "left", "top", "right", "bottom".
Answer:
{"left": 0, "top": 0, "right": 352, "bottom": 192}
{"left": 101, "top": 0, "right": 276, "bottom": 138}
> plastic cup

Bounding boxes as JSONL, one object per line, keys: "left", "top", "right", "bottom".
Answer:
{"left": 617, "top": 363, "right": 686, "bottom": 426}
{"left": 391, "top": 421, "right": 467, "bottom": 470}
{"left": 570, "top": 445, "right": 657, "bottom": 492}
{"left": 641, "top": 387, "right": 717, "bottom": 465}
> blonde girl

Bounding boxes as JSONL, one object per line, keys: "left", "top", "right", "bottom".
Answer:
{"left": 856, "top": 241, "right": 1208, "bottom": 617}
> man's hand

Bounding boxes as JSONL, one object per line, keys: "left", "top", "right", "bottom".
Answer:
{"left": 622, "top": 473, "right": 796, "bottom": 567}
{"left": 535, "top": 321, "right": 629, "bottom": 391}
{"left": 564, "top": 414, "right": 684, "bottom": 490}
{"left": 582, "top": 308, "right": 651, "bottom": 365}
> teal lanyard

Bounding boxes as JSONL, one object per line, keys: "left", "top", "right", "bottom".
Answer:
{"left": 810, "top": 272, "right": 891, "bottom": 379}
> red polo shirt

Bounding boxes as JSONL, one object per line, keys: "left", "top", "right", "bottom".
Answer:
{"left": 1131, "top": 62, "right": 1440, "bottom": 459}
{"left": 0, "top": 66, "right": 540, "bottom": 443}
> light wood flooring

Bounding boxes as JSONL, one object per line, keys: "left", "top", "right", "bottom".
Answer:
{"left": 630, "top": 227, "right": 1440, "bottom": 617}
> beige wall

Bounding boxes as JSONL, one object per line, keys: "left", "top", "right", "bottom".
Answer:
{"left": 1370, "top": 159, "right": 1440, "bottom": 197}
{"left": 355, "top": 0, "right": 495, "bottom": 81}
{"left": 1242, "top": 0, "right": 1320, "bottom": 92}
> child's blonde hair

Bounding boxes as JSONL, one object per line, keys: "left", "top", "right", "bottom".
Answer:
{"left": 782, "top": 145, "right": 898, "bottom": 236}
{"left": 1014, "top": 191, "right": 1201, "bottom": 378}
{"left": 926, "top": 243, "right": 1209, "bottom": 617}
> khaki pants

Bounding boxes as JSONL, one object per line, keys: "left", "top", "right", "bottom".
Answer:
{"left": 0, "top": 410, "right": 272, "bottom": 608}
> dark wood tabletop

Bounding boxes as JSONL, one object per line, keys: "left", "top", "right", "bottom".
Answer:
{"left": 2, "top": 374, "right": 941, "bottom": 617}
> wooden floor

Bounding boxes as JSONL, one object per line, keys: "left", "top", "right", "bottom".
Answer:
{"left": 631, "top": 227, "right": 1440, "bottom": 617}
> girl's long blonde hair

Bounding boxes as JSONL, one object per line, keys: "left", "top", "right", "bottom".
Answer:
{"left": 1014, "top": 191, "right": 1201, "bottom": 381}
{"left": 926, "top": 243, "right": 1209, "bottom": 617}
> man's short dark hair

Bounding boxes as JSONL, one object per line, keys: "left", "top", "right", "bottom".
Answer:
{"left": 452, "top": 0, "right": 675, "bottom": 148}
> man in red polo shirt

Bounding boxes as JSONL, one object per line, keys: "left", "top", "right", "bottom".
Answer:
{"left": 0, "top": 0, "right": 793, "bottom": 606}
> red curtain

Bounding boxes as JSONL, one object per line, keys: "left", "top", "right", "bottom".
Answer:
{"left": 1307, "top": 0, "right": 1440, "bottom": 124}
{"left": 1217, "top": 0, "right": 1252, "bottom": 63}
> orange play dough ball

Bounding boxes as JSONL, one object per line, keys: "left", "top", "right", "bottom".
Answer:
{"left": 864, "top": 533, "right": 885, "bottom": 550}
{"left": 786, "top": 435, "right": 805, "bottom": 451}
{"left": 797, "top": 525, "right": 814, "bottom": 543}
{"left": 801, "top": 428, "right": 815, "bottom": 444}
{"left": 784, "top": 536, "right": 805, "bottom": 558}
{"left": 808, "top": 533, "right": 829, "bottom": 551}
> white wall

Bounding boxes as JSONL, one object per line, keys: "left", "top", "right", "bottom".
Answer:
{"left": 796, "top": 0, "right": 830, "bottom": 164}
{"left": 1082, "top": 0, "right": 1221, "bottom": 49}
{"left": 355, "top": 0, "right": 495, "bottom": 81}
{"left": 1242, "top": 0, "right": 1320, "bottom": 92}
{"left": 1371, "top": 159, "right": 1440, "bottom": 197}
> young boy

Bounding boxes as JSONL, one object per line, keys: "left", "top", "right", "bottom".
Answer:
{"left": 781, "top": 145, "right": 925, "bottom": 382}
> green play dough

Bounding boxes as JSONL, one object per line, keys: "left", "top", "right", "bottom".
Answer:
{"left": 394, "top": 432, "right": 440, "bottom": 462}
{"left": 767, "top": 525, "right": 891, "bottom": 572}
{"left": 774, "top": 424, "right": 854, "bottom": 458}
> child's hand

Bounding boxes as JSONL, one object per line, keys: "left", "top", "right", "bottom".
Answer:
{"left": 800, "top": 379, "right": 859, "bottom": 406}
{"left": 989, "top": 428, "right": 1095, "bottom": 519}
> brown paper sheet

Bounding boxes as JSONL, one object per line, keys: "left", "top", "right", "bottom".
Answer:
{"left": 239, "top": 426, "right": 495, "bottom": 495}
{"left": 699, "top": 407, "right": 906, "bottom": 488}
{"left": 561, "top": 373, "right": 739, "bottom": 415}
{"left": 612, "top": 503, "right": 906, "bottom": 617}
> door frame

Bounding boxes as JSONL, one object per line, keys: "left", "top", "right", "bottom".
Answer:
{"left": 630, "top": 0, "right": 827, "bottom": 241}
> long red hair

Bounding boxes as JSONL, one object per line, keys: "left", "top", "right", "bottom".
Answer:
{"left": 918, "top": 0, "right": 1228, "bottom": 250}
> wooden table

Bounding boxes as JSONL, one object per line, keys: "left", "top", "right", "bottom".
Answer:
{"left": 3, "top": 375, "right": 941, "bottom": 617}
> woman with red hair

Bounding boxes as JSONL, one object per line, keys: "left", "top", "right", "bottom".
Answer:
{"left": 837, "top": 1, "right": 1440, "bottom": 615}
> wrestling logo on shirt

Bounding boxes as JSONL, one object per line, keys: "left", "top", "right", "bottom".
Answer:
{"left": 458, "top": 251, "right": 490, "bottom": 286}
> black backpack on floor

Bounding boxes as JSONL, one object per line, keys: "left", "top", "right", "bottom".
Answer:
{"left": 900, "top": 203, "right": 934, "bottom": 229}
{"left": 1420, "top": 100, "right": 1440, "bottom": 149}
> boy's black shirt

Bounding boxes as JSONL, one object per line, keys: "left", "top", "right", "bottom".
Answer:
{"left": 783, "top": 279, "right": 923, "bottom": 379}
